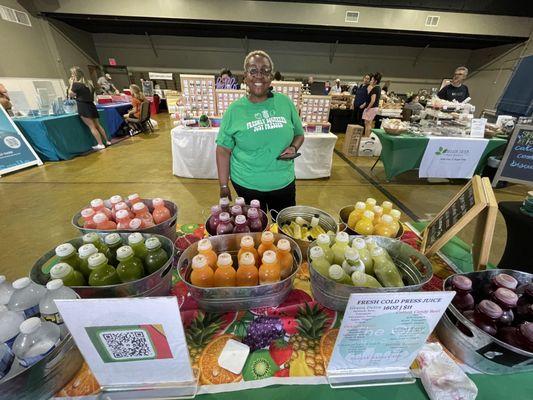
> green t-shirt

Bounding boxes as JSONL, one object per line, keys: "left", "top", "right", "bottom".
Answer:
{"left": 216, "top": 92, "right": 304, "bottom": 191}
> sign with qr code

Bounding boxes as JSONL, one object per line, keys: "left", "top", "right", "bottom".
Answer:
{"left": 55, "top": 297, "right": 195, "bottom": 389}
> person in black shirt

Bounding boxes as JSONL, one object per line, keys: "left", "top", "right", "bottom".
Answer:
{"left": 351, "top": 74, "right": 370, "bottom": 126}
{"left": 68, "top": 66, "right": 109, "bottom": 150}
{"left": 362, "top": 72, "right": 382, "bottom": 136}
{"left": 437, "top": 66, "right": 470, "bottom": 102}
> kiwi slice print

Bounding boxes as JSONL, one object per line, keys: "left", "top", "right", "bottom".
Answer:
{"left": 242, "top": 349, "right": 279, "bottom": 381}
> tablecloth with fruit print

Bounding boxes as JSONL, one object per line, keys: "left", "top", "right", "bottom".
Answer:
{"left": 55, "top": 224, "right": 459, "bottom": 398}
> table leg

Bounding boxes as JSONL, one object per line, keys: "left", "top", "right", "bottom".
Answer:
{"left": 370, "top": 156, "right": 381, "bottom": 172}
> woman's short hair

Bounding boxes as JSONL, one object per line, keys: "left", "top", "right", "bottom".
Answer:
{"left": 243, "top": 50, "right": 274, "bottom": 72}
{"left": 370, "top": 72, "right": 382, "bottom": 85}
{"left": 220, "top": 68, "right": 232, "bottom": 77}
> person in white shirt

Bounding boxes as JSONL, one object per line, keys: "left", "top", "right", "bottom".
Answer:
{"left": 330, "top": 79, "right": 342, "bottom": 94}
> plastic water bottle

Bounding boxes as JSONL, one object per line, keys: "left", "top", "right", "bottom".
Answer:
{"left": 0, "top": 305, "right": 25, "bottom": 348}
{"left": 12, "top": 317, "right": 60, "bottom": 367}
{"left": 8, "top": 278, "right": 46, "bottom": 318}
{"left": 0, "top": 343, "right": 14, "bottom": 379}
{"left": 39, "top": 280, "right": 77, "bottom": 331}
{"left": 0, "top": 275, "right": 14, "bottom": 305}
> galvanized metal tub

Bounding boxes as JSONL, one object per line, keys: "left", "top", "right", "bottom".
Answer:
{"left": 275, "top": 206, "right": 339, "bottom": 259}
{"left": 339, "top": 205, "right": 404, "bottom": 237}
{"left": 72, "top": 198, "right": 178, "bottom": 242}
{"left": 0, "top": 333, "right": 83, "bottom": 400}
{"left": 309, "top": 235, "right": 433, "bottom": 311}
{"left": 30, "top": 233, "right": 175, "bottom": 298}
{"left": 436, "top": 269, "right": 533, "bottom": 374}
{"left": 177, "top": 232, "right": 302, "bottom": 311}
{"left": 205, "top": 206, "right": 270, "bottom": 236}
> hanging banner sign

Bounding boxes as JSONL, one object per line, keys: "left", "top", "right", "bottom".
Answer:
{"left": 148, "top": 72, "right": 174, "bottom": 80}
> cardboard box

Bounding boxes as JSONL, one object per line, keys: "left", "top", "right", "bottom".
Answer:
{"left": 342, "top": 124, "right": 364, "bottom": 156}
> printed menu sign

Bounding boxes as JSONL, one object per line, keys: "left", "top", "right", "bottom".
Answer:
{"left": 327, "top": 292, "right": 454, "bottom": 386}
{"left": 493, "top": 124, "right": 533, "bottom": 187}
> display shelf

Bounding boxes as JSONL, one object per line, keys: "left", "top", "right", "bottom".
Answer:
{"left": 300, "top": 95, "right": 331, "bottom": 123}
{"left": 179, "top": 74, "right": 216, "bottom": 117}
{"left": 215, "top": 89, "right": 246, "bottom": 116}
{"left": 271, "top": 80, "right": 303, "bottom": 109}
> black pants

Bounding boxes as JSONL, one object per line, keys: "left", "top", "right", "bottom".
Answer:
{"left": 351, "top": 106, "right": 364, "bottom": 126}
{"left": 231, "top": 180, "right": 296, "bottom": 214}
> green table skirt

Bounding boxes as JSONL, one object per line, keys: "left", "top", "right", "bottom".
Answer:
{"left": 372, "top": 129, "right": 507, "bottom": 181}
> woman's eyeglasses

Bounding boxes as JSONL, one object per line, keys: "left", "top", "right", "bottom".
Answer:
{"left": 246, "top": 68, "right": 272, "bottom": 77}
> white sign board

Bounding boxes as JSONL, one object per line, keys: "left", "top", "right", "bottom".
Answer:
{"left": 56, "top": 297, "right": 196, "bottom": 397}
{"left": 419, "top": 137, "right": 489, "bottom": 179}
{"left": 327, "top": 291, "right": 454, "bottom": 387}
{"left": 149, "top": 72, "right": 174, "bottom": 80}
{"left": 470, "top": 118, "right": 487, "bottom": 138}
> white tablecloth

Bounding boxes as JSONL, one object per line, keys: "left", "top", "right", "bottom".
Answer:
{"left": 171, "top": 126, "right": 337, "bottom": 179}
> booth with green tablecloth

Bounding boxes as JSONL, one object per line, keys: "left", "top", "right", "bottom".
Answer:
{"left": 372, "top": 129, "right": 508, "bottom": 181}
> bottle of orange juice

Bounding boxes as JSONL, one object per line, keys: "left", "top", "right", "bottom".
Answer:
{"left": 190, "top": 255, "right": 214, "bottom": 288}
{"left": 372, "top": 206, "right": 383, "bottom": 225}
{"left": 355, "top": 210, "right": 375, "bottom": 235}
{"left": 214, "top": 253, "right": 236, "bottom": 287}
{"left": 197, "top": 239, "right": 217, "bottom": 271}
{"left": 365, "top": 198, "right": 377, "bottom": 211}
{"left": 259, "top": 250, "right": 281, "bottom": 285}
{"left": 382, "top": 201, "right": 393, "bottom": 214}
{"left": 258, "top": 231, "right": 277, "bottom": 258}
{"left": 236, "top": 252, "right": 259, "bottom": 286}
{"left": 389, "top": 209, "right": 401, "bottom": 236}
{"left": 347, "top": 202, "right": 366, "bottom": 230}
{"left": 238, "top": 235, "right": 259, "bottom": 265}
{"left": 374, "top": 215, "right": 395, "bottom": 238}
{"left": 276, "top": 239, "right": 293, "bottom": 279}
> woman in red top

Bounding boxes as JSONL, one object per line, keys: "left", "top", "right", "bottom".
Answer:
{"left": 124, "top": 84, "right": 145, "bottom": 119}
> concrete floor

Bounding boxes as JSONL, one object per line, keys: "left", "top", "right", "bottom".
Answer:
{"left": 0, "top": 114, "right": 528, "bottom": 281}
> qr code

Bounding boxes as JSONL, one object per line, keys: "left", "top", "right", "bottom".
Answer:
{"left": 99, "top": 329, "right": 155, "bottom": 361}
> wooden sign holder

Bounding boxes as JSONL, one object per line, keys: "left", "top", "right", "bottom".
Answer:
{"left": 421, "top": 176, "right": 497, "bottom": 271}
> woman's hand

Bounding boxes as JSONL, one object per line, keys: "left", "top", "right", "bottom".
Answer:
{"left": 220, "top": 185, "right": 232, "bottom": 200}
{"left": 279, "top": 145, "right": 296, "bottom": 158}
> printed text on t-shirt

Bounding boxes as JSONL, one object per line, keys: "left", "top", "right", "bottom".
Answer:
{"left": 246, "top": 113, "right": 288, "bottom": 132}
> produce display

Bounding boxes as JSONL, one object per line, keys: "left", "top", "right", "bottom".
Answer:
{"left": 77, "top": 194, "right": 172, "bottom": 230}
{"left": 40, "top": 232, "right": 170, "bottom": 287}
{"left": 189, "top": 233, "right": 294, "bottom": 288}
{"left": 346, "top": 198, "right": 401, "bottom": 237}
{"left": 450, "top": 273, "right": 533, "bottom": 353}
{"left": 279, "top": 215, "right": 333, "bottom": 242}
{"left": 310, "top": 233, "right": 405, "bottom": 288}
{"left": 207, "top": 197, "right": 265, "bottom": 235}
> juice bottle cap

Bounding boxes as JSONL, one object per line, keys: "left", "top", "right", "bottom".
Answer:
{"left": 198, "top": 239, "right": 213, "bottom": 251}
{"left": 79, "top": 244, "right": 98, "bottom": 258}
{"left": 0, "top": 275, "right": 5, "bottom": 284}
{"left": 310, "top": 246, "right": 325, "bottom": 259}
{"left": 235, "top": 197, "right": 245, "bottom": 206}
{"left": 115, "top": 209, "right": 130, "bottom": 220}
{"left": 110, "top": 195, "right": 123, "bottom": 205}
{"left": 83, "top": 232, "right": 99, "bottom": 243}
{"left": 352, "top": 238, "right": 366, "bottom": 250}
{"left": 366, "top": 198, "right": 377, "bottom": 206}
{"left": 493, "top": 288, "right": 518, "bottom": 307}
{"left": 277, "top": 239, "right": 291, "bottom": 251}
{"left": 355, "top": 202, "right": 366, "bottom": 210}
{"left": 382, "top": 201, "right": 393, "bottom": 209}
{"left": 50, "top": 263, "right": 73, "bottom": 279}
{"left": 381, "top": 214, "right": 394, "bottom": 224}
{"left": 81, "top": 208, "right": 95, "bottom": 218}
{"left": 364, "top": 237, "right": 376, "bottom": 245}
{"left": 235, "top": 215, "right": 247, "bottom": 224}
{"left": 335, "top": 232, "right": 349, "bottom": 243}
{"left": 90, "top": 198, "right": 104, "bottom": 208}
{"left": 373, "top": 206, "right": 383, "bottom": 215}
{"left": 219, "top": 212, "right": 231, "bottom": 222}
{"left": 217, "top": 253, "right": 233, "bottom": 267}
{"left": 46, "top": 279, "right": 64, "bottom": 291}
{"left": 344, "top": 248, "right": 360, "bottom": 261}
{"left": 328, "top": 264, "right": 344, "bottom": 280}
{"left": 145, "top": 237, "right": 162, "bottom": 250}
{"left": 477, "top": 300, "right": 503, "bottom": 319}
{"left": 519, "top": 323, "right": 533, "bottom": 343}
{"left": 370, "top": 247, "right": 385, "bottom": 257}
{"left": 390, "top": 209, "right": 401, "bottom": 219}
{"left": 261, "top": 231, "right": 274, "bottom": 242}
{"left": 262, "top": 250, "right": 277, "bottom": 264}
{"left": 129, "top": 219, "right": 142, "bottom": 230}
{"left": 493, "top": 273, "right": 518, "bottom": 290}
{"left": 219, "top": 197, "right": 230, "bottom": 206}
{"left": 152, "top": 198, "right": 164, "bottom": 207}
{"left": 115, "top": 202, "right": 129, "bottom": 211}
{"left": 231, "top": 205, "right": 242, "bottom": 214}
{"left": 132, "top": 202, "right": 147, "bottom": 212}
{"left": 451, "top": 275, "right": 472, "bottom": 291}
{"left": 362, "top": 210, "right": 375, "bottom": 220}
{"left": 317, "top": 234, "right": 331, "bottom": 245}
{"left": 250, "top": 199, "right": 260, "bottom": 208}
{"left": 20, "top": 317, "right": 42, "bottom": 335}
{"left": 128, "top": 193, "right": 140, "bottom": 201}
{"left": 116, "top": 245, "right": 134, "bottom": 260}
{"left": 12, "top": 277, "right": 31, "bottom": 290}
{"left": 88, "top": 253, "right": 108, "bottom": 268}
{"left": 192, "top": 254, "right": 208, "bottom": 268}
{"left": 247, "top": 208, "right": 259, "bottom": 218}
{"left": 55, "top": 243, "right": 76, "bottom": 258}
{"left": 239, "top": 252, "right": 255, "bottom": 265}
{"left": 211, "top": 205, "right": 222, "bottom": 214}
{"left": 128, "top": 232, "right": 144, "bottom": 245}
{"left": 93, "top": 213, "right": 108, "bottom": 224}
{"left": 240, "top": 236, "right": 255, "bottom": 248}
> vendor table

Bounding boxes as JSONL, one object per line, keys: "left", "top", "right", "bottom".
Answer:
{"left": 96, "top": 102, "right": 131, "bottom": 137}
{"left": 497, "top": 201, "right": 533, "bottom": 273}
{"left": 328, "top": 109, "right": 352, "bottom": 133}
{"left": 171, "top": 126, "right": 337, "bottom": 179}
{"left": 372, "top": 129, "right": 507, "bottom": 181}
{"left": 14, "top": 111, "right": 109, "bottom": 161}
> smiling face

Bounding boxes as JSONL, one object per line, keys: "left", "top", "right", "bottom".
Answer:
{"left": 363, "top": 75, "right": 370, "bottom": 85}
{"left": 244, "top": 55, "right": 273, "bottom": 101}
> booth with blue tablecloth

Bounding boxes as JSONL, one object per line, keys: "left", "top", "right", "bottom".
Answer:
{"left": 13, "top": 111, "right": 110, "bottom": 161}
{"left": 96, "top": 102, "right": 131, "bottom": 137}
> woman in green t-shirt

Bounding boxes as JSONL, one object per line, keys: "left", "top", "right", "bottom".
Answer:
{"left": 216, "top": 50, "right": 305, "bottom": 212}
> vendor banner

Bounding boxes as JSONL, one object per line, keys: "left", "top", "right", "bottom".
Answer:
{"left": 419, "top": 137, "right": 489, "bottom": 179}
{"left": 148, "top": 72, "right": 174, "bottom": 80}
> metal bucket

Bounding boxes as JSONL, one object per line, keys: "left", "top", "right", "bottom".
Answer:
{"left": 72, "top": 199, "right": 178, "bottom": 242}
{"left": 177, "top": 232, "right": 302, "bottom": 312}
{"left": 204, "top": 206, "right": 270, "bottom": 236}
{"left": 339, "top": 205, "right": 404, "bottom": 237}
{"left": 275, "top": 206, "right": 339, "bottom": 259}
{"left": 436, "top": 269, "right": 533, "bottom": 374}
{"left": 30, "top": 233, "right": 175, "bottom": 298}
{"left": 0, "top": 333, "right": 83, "bottom": 400}
{"left": 309, "top": 235, "right": 433, "bottom": 311}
